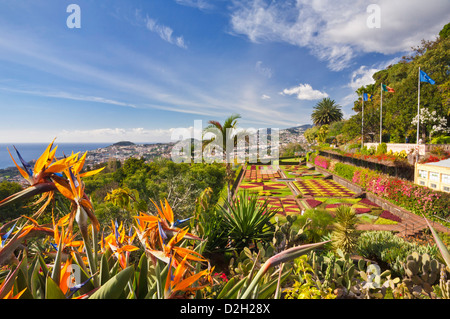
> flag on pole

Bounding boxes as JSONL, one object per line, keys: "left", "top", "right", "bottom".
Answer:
{"left": 419, "top": 69, "right": 435, "bottom": 85}
{"left": 363, "top": 93, "right": 373, "bottom": 101}
{"left": 382, "top": 84, "right": 395, "bottom": 93}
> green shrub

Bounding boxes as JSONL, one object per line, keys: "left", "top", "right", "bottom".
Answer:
{"left": 348, "top": 143, "right": 360, "bottom": 150}
{"left": 333, "top": 162, "right": 357, "bottom": 181}
{"left": 430, "top": 135, "right": 450, "bottom": 144}
{"left": 376, "top": 143, "right": 387, "bottom": 155}
{"left": 356, "top": 231, "right": 438, "bottom": 276}
{"left": 297, "top": 209, "right": 334, "bottom": 243}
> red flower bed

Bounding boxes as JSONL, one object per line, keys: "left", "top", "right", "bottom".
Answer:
{"left": 355, "top": 208, "right": 371, "bottom": 214}
{"left": 306, "top": 199, "right": 322, "bottom": 208}
{"left": 380, "top": 210, "right": 402, "bottom": 222}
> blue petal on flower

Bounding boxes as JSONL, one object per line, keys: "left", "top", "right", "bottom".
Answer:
{"left": 67, "top": 275, "right": 95, "bottom": 298}
{"left": 114, "top": 219, "right": 119, "bottom": 239}
{"left": 1, "top": 221, "right": 18, "bottom": 246}
{"left": 173, "top": 217, "right": 191, "bottom": 227}
{"left": 13, "top": 146, "right": 33, "bottom": 177}
{"left": 68, "top": 167, "right": 79, "bottom": 188}
{"left": 158, "top": 221, "right": 167, "bottom": 244}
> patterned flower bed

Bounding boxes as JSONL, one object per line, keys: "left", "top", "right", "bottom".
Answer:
{"left": 293, "top": 179, "right": 355, "bottom": 197}
{"left": 238, "top": 181, "right": 293, "bottom": 197}
{"left": 244, "top": 165, "right": 281, "bottom": 181}
{"left": 237, "top": 164, "right": 404, "bottom": 228}
{"left": 280, "top": 165, "right": 324, "bottom": 179}
{"left": 258, "top": 197, "right": 302, "bottom": 216}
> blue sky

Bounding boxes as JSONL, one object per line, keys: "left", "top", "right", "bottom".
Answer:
{"left": 0, "top": 0, "right": 448, "bottom": 143}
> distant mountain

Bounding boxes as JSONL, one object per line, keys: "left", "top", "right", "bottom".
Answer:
{"left": 282, "top": 124, "right": 313, "bottom": 134}
{"left": 112, "top": 141, "right": 135, "bottom": 146}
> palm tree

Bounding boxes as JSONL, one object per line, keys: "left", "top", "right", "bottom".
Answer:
{"left": 202, "top": 113, "right": 242, "bottom": 203}
{"left": 311, "top": 98, "right": 343, "bottom": 126}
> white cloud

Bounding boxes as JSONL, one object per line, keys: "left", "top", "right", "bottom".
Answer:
{"left": 281, "top": 83, "right": 328, "bottom": 100}
{"left": 348, "top": 56, "right": 402, "bottom": 91}
{"left": 145, "top": 17, "right": 187, "bottom": 49}
{"left": 261, "top": 94, "right": 271, "bottom": 100}
{"left": 349, "top": 66, "right": 378, "bottom": 90}
{"left": 229, "top": 0, "right": 450, "bottom": 70}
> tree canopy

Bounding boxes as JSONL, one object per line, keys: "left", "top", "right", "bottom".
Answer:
{"left": 311, "top": 98, "right": 344, "bottom": 126}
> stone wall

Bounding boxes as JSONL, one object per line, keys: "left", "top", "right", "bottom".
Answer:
{"left": 319, "top": 150, "right": 415, "bottom": 181}
{"left": 365, "top": 192, "right": 412, "bottom": 220}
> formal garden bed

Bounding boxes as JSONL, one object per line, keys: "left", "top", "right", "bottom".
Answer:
{"left": 293, "top": 179, "right": 355, "bottom": 198}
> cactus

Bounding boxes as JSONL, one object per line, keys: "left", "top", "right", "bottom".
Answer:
{"left": 272, "top": 215, "right": 309, "bottom": 251}
{"left": 310, "top": 249, "right": 360, "bottom": 294}
{"left": 401, "top": 252, "right": 441, "bottom": 298}
{"left": 438, "top": 265, "right": 450, "bottom": 299}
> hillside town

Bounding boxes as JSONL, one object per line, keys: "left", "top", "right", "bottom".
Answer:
{"left": 0, "top": 125, "right": 311, "bottom": 184}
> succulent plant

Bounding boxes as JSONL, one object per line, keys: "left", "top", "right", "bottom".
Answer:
{"left": 272, "top": 215, "right": 309, "bottom": 251}
{"left": 401, "top": 252, "right": 441, "bottom": 298}
{"left": 439, "top": 265, "right": 450, "bottom": 299}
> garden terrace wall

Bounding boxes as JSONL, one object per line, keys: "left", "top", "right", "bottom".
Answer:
{"left": 426, "top": 144, "right": 450, "bottom": 153}
{"left": 231, "top": 164, "right": 245, "bottom": 195}
{"left": 319, "top": 150, "right": 415, "bottom": 181}
{"left": 364, "top": 192, "right": 412, "bottom": 221}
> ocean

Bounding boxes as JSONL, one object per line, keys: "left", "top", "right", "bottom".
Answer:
{"left": 0, "top": 143, "right": 110, "bottom": 170}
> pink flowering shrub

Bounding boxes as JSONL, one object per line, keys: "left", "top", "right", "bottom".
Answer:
{"left": 333, "top": 162, "right": 450, "bottom": 219}
{"left": 314, "top": 155, "right": 330, "bottom": 169}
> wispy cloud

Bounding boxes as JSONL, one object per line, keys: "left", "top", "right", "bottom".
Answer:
{"left": 281, "top": 84, "right": 328, "bottom": 100}
{"left": 174, "top": 0, "right": 214, "bottom": 10}
{"left": 145, "top": 17, "right": 187, "bottom": 49}
{"left": 0, "top": 87, "right": 137, "bottom": 109}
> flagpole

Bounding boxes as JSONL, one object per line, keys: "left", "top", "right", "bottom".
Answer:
{"left": 380, "top": 83, "right": 383, "bottom": 143}
{"left": 361, "top": 93, "right": 364, "bottom": 148}
{"left": 416, "top": 67, "right": 421, "bottom": 162}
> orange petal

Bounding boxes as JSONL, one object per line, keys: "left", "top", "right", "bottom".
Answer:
{"left": 33, "top": 139, "right": 56, "bottom": 175}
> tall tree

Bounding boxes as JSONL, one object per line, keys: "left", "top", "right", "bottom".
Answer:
{"left": 311, "top": 98, "right": 343, "bottom": 126}
{"left": 202, "top": 114, "right": 241, "bottom": 203}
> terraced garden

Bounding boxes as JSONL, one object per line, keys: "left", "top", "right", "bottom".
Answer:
{"left": 236, "top": 163, "right": 403, "bottom": 227}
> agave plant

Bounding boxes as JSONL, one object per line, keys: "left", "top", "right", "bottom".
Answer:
{"left": 219, "top": 191, "right": 277, "bottom": 250}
